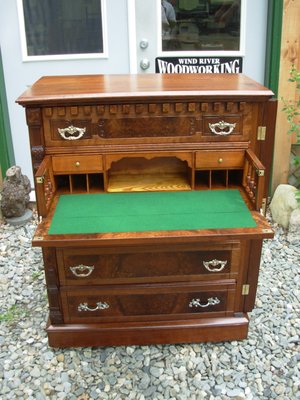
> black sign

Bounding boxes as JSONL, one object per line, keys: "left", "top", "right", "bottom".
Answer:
{"left": 155, "top": 57, "right": 243, "bottom": 74}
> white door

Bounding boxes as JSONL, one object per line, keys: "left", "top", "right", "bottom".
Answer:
{"left": 0, "top": 0, "right": 268, "bottom": 184}
{"left": 132, "top": 0, "right": 268, "bottom": 83}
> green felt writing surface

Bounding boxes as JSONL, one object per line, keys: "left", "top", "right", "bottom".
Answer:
{"left": 48, "top": 190, "right": 256, "bottom": 235}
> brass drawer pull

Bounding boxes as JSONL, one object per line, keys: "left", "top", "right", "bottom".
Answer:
{"left": 58, "top": 125, "right": 86, "bottom": 140}
{"left": 203, "top": 259, "right": 227, "bottom": 272}
{"left": 70, "top": 264, "right": 94, "bottom": 277}
{"left": 78, "top": 301, "right": 109, "bottom": 312}
{"left": 189, "top": 297, "right": 220, "bottom": 308}
{"left": 209, "top": 120, "right": 236, "bottom": 136}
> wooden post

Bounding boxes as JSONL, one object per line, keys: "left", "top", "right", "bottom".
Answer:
{"left": 272, "top": 0, "right": 300, "bottom": 192}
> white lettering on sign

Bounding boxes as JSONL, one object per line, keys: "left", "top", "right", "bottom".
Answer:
{"left": 156, "top": 58, "right": 241, "bottom": 74}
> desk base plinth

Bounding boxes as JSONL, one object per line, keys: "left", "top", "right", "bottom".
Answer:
{"left": 46, "top": 315, "right": 249, "bottom": 348}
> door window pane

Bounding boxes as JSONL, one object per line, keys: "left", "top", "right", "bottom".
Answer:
{"left": 22, "top": 0, "right": 103, "bottom": 56}
{"left": 161, "top": 0, "right": 241, "bottom": 52}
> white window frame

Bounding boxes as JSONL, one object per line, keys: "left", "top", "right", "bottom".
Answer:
{"left": 17, "top": 0, "right": 108, "bottom": 61}
{"left": 157, "top": 0, "right": 246, "bottom": 57}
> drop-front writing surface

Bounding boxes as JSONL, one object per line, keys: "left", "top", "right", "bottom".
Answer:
{"left": 17, "top": 74, "right": 276, "bottom": 347}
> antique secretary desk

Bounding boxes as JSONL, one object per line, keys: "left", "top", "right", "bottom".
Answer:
{"left": 17, "top": 73, "right": 277, "bottom": 347}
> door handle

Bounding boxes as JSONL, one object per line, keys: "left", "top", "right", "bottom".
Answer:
{"left": 140, "top": 39, "right": 149, "bottom": 49}
{"left": 140, "top": 59, "right": 150, "bottom": 70}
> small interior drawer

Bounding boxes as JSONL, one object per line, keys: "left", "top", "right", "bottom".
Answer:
{"left": 52, "top": 155, "right": 103, "bottom": 173}
{"left": 61, "top": 282, "right": 236, "bottom": 323}
{"left": 195, "top": 151, "right": 245, "bottom": 169}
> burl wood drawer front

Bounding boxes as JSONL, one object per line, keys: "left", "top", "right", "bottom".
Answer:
{"left": 202, "top": 115, "right": 242, "bottom": 140}
{"left": 52, "top": 155, "right": 103, "bottom": 173}
{"left": 201, "top": 102, "right": 255, "bottom": 142}
{"left": 195, "top": 150, "right": 245, "bottom": 169}
{"left": 43, "top": 104, "right": 202, "bottom": 146}
{"left": 61, "top": 283, "right": 236, "bottom": 323}
{"left": 42, "top": 102, "right": 256, "bottom": 146}
{"left": 57, "top": 244, "right": 240, "bottom": 285}
{"left": 201, "top": 102, "right": 259, "bottom": 142}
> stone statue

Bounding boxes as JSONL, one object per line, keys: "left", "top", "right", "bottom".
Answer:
{"left": 1, "top": 166, "right": 31, "bottom": 218}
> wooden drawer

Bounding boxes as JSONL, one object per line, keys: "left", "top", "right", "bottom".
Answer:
{"left": 200, "top": 101, "right": 256, "bottom": 142}
{"left": 42, "top": 105, "right": 202, "bottom": 147}
{"left": 42, "top": 101, "right": 256, "bottom": 147}
{"left": 61, "top": 282, "right": 236, "bottom": 323}
{"left": 57, "top": 244, "right": 240, "bottom": 285}
{"left": 202, "top": 115, "right": 243, "bottom": 139}
{"left": 195, "top": 150, "right": 245, "bottom": 169}
{"left": 52, "top": 155, "right": 103, "bottom": 173}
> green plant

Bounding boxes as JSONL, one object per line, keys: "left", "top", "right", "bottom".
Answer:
{"left": 282, "top": 65, "right": 300, "bottom": 201}
{"left": 31, "top": 270, "right": 43, "bottom": 280}
{"left": 282, "top": 65, "right": 300, "bottom": 138}
{"left": 0, "top": 304, "right": 29, "bottom": 324}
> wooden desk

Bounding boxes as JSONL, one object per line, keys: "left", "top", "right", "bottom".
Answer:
{"left": 17, "top": 74, "right": 276, "bottom": 347}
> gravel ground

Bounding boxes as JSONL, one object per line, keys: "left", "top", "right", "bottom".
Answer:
{"left": 0, "top": 212, "right": 299, "bottom": 400}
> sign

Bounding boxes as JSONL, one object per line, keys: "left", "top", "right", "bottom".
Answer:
{"left": 155, "top": 57, "right": 243, "bottom": 74}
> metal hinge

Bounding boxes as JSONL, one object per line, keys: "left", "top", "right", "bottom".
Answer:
{"left": 36, "top": 176, "right": 44, "bottom": 184}
{"left": 257, "top": 126, "right": 266, "bottom": 141}
{"left": 261, "top": 198, "right": 267, "bottom": 215}
{"left": 34, "top": 236, "right": 44, "bottom": 241}
{"left": 256, "top": 169, "right": 265, "bottom": 176}
{"left": 242, "top": 284, "right": 250, "bottom": 295}
{"left": 262, "top": 228, "right": 273, "bottom": 234}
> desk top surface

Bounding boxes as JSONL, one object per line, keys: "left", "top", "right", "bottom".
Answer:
{"left": 17, "top": 74, "right": 274, "bottom": 106}
{"left": 48, "top": 190, "right": 256, "bottom": 235}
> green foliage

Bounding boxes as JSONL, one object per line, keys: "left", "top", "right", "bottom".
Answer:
{"left": 282, "top": 65, "right": 300, "bottom": 140}
{"left": 0, "top": 304, "right": 29, "bottom": 324}
{"left": 282, "top": 65, "right": 300, "bottom": 201}
{"left": 31, "top": 270, "right": 43, "bottom": 280}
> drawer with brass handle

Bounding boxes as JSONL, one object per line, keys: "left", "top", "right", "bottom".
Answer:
{"left": 195, "top": 150, "right": 245, "bottom": 169}
{"left": 202, "top": 115, "right": 244, "bottom": 140}
{"left": 52, "top": 155, "right": 103, "bottom": 173}
{"left": 57, "top": 244, "right": 240, "bottom": 285}
{"left": 61, "top": 282, "right": 236, "bottom": 323}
